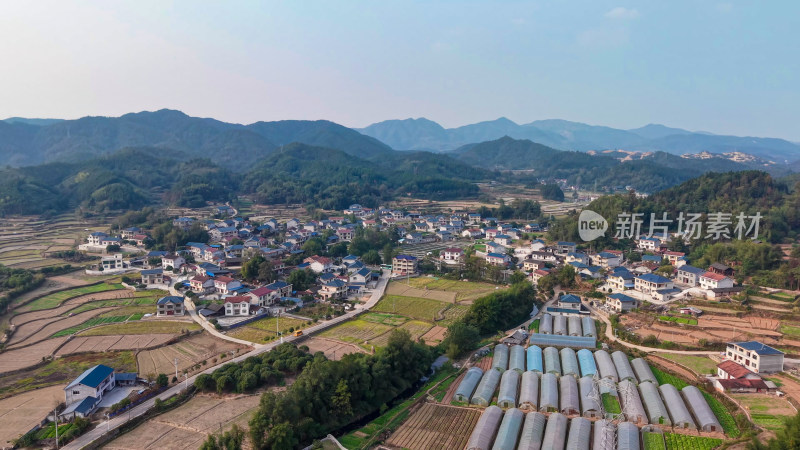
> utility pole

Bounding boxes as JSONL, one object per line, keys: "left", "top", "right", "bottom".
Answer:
{"left": 54, "top": 408, "right": 59, "bottom": 450}
{"left": 174, "top": 358, "right": 179, "bottom": 382}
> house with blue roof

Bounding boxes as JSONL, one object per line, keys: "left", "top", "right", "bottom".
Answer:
{"left": 156, "top": 296, "right": 185, "bottom": 316}
{"left": 65, "top": 364, "right": 116, "bottom": 408}
{"left": 558, "top": 294, "right": 582, "bottom": 310}
{"left": 141, "top": 268, "right": 164, "bottom": 285}
{"left": 565, "top": 252, "right": 589, "bottom": 265}
{"left": 265, "top": 280, "right": 292, "bottom": 297}
{"left": 485, "top": 252, "right": 511, "bottom": 267}
{"left": 726, "top": 341, "right": 784, "bottom": 373}
{"left": 320, "top": 278, "right": 348, "bottom": 300}
{"left": 676, "top": 265, "right": 705, "bottom": 286}
{"left": 641, "top": 254, "right": 663, "bottom": 263}
{"left": 606, "top": 293, "right": 639, "bottom": 312}
{"left": 606, "top": 268, "right": 635, "bottom": 291}
{"left": 634, "top": 273, "right": 674, "bottom": 296}
{"left": 593, "top": 251, "right": 622, "bottom": 268}
{"left": 637, "top": 236, "right": 661, "bottom": 251}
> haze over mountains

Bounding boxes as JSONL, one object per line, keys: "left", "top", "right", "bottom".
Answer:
{"left": 358, "top": 117, "right": 800, "bottom": 162}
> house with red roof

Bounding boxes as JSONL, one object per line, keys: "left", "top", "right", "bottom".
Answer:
{"left": 224, "top": 296, "right": 251, "bottom": 316}
{"left": 699, "top": 271, "right": 734, "bottom": 290}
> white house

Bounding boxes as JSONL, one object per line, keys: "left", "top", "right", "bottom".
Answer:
{"left": 593, "top": 251, "right": 622, "bottom": 268}
{"left": 214, "top": 276, "right": 242, "bottom": 295}
{"left": 440, "top": 247, "right": 464, "bottom": 265}
{"left": 634, "top": 273, "right": 673, "bottom": 295}
{"left": 162, "top": 253, "right": 186, "bottom": 271}
{"left": 676, "top": 265, "right": 705, "bottom": 286}
{"left": 224, "top": 296, "right": 251, "bottom": 316}
{"left": 156, "top": 296, "right": 185, "bottom": 316}
{"left": 606, "top": 293, "right": 639, "bottom": 312}
{"left": 699, "top": 271, "right": 735, "bottom": 290}
{"left": 724, "top": 341, "right": 784, "bottom": 374}
{"left": 141, "top": 268, "right": 164, "bottom": 285}
{"left": 101, "top": 253, "right": 124, "bottom": 271}
{"left": 637, "top": 237, "right": 660, "bottom": 251}
{"left": 304, "top": 256, "right": 333, "bottom": 273}
{"left": 485, "top": 252, "right": 510, "bottom": 266}
{"left": 65, "top": 364, "right": 115, "bottom": 406}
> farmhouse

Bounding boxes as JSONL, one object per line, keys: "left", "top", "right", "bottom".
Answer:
{"left": 699, "top": 271, "right": 734, "bottom": 290}
{"left": 64, "top": 365, "right": 115, "bottom": 413}
{"left": 319, "top": 279, "right": 348, "bottom": 300}
{"left": 304, "top": 255, "right": 333, "bottom": 273}
{"left": 725, "top": 341, "right": 784, "bottom": 374}
{"left": 637, "top": 237, "right": 660, "bottom": 251}
{"left": 606, "top": 293, "right": 638, "bottom": 312}
{"left": 224, "top": 296, "right": 251, "bottom": 316}
{"left": 592, "top": 251, "right": 622, "bottom": 268}
{"left": 265, "top": 280, "right": 293, "bottom": 297}
{"left": 709, "top": 262, "right": 735, "bottom": 277}
{"left": 190, "top": 275, "right": 214, "bottom": 293}
{"left": 634, "top": 273, "right": 673, "bottom": 296}
{"left": 558, "top": 294, "right": 582, "bottom": 310}
{"left": 485, "top": 252, "right": 510, "bottom": 267}
{"left": 440, "top": 247, "right": 464, "bottom": 264}
{"left": 392, "top": 255, "right": 418, "bottom": 276}
{"left": 101, "top": 253, "right": 125, "bottom": 271}
{"left": 556, "top": 241, "right": 577, "bottom": 255}
{"left": 606, "top": 268, "right": 634, "bottom": 291}
{"left": 141, "top": 268, "right": 164, "bottom": 285}
{"left": 248, "top": 286, "right": 278, "bottom": 307}
{"left": 529, "top": 269, "right": 549, "bottom": 286}
{"left": 676, "top": 265, "right": 704, "bottom": 286}
{"left": 214, "top": 276, "right": 242, "bottom": 295}
{"left": 162, "top": 253, "right": 186, "bottom": 271}
{"left": 156, "top": 296, "right": 185, "bottom": 316}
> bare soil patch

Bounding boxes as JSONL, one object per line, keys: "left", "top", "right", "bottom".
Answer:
{"left": 0, "top": 337, "right": 69, "bottom": 374}
{"left": 420, "top": 326, "right": 448, "bottom": 346}
{"left": 7, "top": 307, "right": 117, "bottom": 348}
{"left": 386, "top": 403, "right": 481, "bottom": 450}
{"left": 0, "top": 385, "right": 63, "bottom": 446}
{"left": 136, "top": 333, "right": 246, "bottom": 377}
{"left": 303, "top": 337, "right": 368, "bottom": 360}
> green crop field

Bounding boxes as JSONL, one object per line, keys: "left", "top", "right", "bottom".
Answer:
{"left": 659, "top": 316, "right": 697, "bottom": 325}
{"left": 362, "top": 312, "right": 408, "bottom": 326}
{"left": 656, "top": 354, "right": 718, "bottom": 375}
{"left": 651, "top": 365, "right": 689, "bottom": 389}
{"left": 406, "top": 277, "right": 504, "bottom": 301}
{"left": 23, "top": 283, "right": 125, "bottom": 311}
{"left": 79, "top": 321, "right": 199, "bottom": 336}
{"left": 370, "top": 320, "right": 432, "bottom": 347}
{"left": 642, "top": 432, "right": 666, "bottom": 450}
{"left": 439, "top": 304, "right": 470, "bottom": 326}
{"left": 664, "top": 433, "right": 722, "bottom": 450}
{"left": 320, "top": 319, "right": 394, "bottom": 345}
{"left": 780, "top": 324, "right": 800, "bottom": 338}
{"left": 52, "top": 315, "right": 132, "bottom": 337}
{"left": 751, "top": 414, "right": 787, "bottom": 431}
{"left": 702, "top": 391, "right": 739, "bottom": 437}
{"left": 373, "top": 295, "right": 446, "bottom": 322}
{"left": 601, "top": 393, "right": 621, "bottom": 414}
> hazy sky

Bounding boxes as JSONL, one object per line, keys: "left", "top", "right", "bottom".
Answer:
{"left": 1, "top": 1, "right": 798, "bottom": 139}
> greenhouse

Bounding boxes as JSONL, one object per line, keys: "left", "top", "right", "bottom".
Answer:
{"left": 616, "top": 422, "right": 641, "bottom": 450}
{"left": 578, "top": 376, "right": 602, "bottom": 418}
{"left": 553, "top": 315, "right": 568, "bottom": 335}
{"left": 509, "top": 344, "right": 526, "bottom": 373}
{"left": 565, "top": 417, "right": 591, "bottom": 450}
{"left": 598, "top": 377, "right": 617, "bottom": 396}
{"left": 527, "top": 334, "right": 596, "bottom": 348}
{"left": 618, "top": 379, "right": 648, "bottom": 425}
{"left": 581, "top": 316, "right": 596, "bottom": 338}
{"left": 497, "top": 369, "right": 520, "bottom": 408}
{"left": 544, "top": 347, "right": 562, "bottom": 375}
{"left": 540, "top": 372, "right": 559, "bottom": 412}
{"left": 568, "top": 316, "right": 582, "bottom": 336}
{"left": 527, "top": 345, "right": 544, "bottom": 373}
{"left": 519, "top": 371, "right": 540, "bottom": 410}
{"left": 559, "top": 375, "right": 580, "bottom": 415}
{"left": 466, "top": 405, "right": 504, "bottom": 450}
{"left": 541, "top": 412, "right": 568, "bottom": 450}
{"left": 517, "top": 411, "right": 547, "bottom": 450}
{"left": 681, "top": 385, "right": 722, "bottom": 432}
{"left": 560, "top": 347, "right": 580, "bottom": 378}
{"left": 659, "top": 383, "right": 697, "bottom": 429}
{"left": 491, "top": 407, "right": 524, "bottom": 450}
{"left": 576, "top": 349, "right": 597, "bottom": 378}
{"left": 611, "top": 351, "right": 637, "bottom": 382}
{"left": 630, "top": 358, "right": 657, "bottom": 384}
{"left": 492, "top": 344, "right": 509, "bottom": 372}
{"left": 540, "top": 313, "right": 553, "bottom": 334}
{"left": 594, "top": 350, "right": 619, "bottom": 382}
{"left": 592, "top": 419, "right": 615, "bottom": 450}
{"left": 471, "top": 368, "right": 502, "bottom": 406}
{"left": 638, "top": 381, "right": 672, "bottom": 425}
{"left": 455, "top": 367, "right": 484, "bottom": 402}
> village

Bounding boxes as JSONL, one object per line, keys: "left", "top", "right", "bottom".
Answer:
{"left": 1, "top": 200, "right": 798, "bottom": 450}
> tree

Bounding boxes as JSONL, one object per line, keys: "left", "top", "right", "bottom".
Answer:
{"left": 748, "top": 410, "right": 800, "bottom": 449}
{"left": 441, "top": 321, "right": 480, "bottom": 359}
{"left": 241, "top": 255, "right": 266, "bottom": 281}
{"left": 382, "top": 243, "right": 395, "bottom": 265}
{"left": 509, "top": 271, "right": 527, "bottom": 285}
{"left": 287, "top": 269, "right": 316, "bottom": 291}
{"left": 331, "top": 379, "right": 353, "bottom": 417}
{"left": 106, "top": 244, "right": 121, "bottom": 253}
{"left": 362, "top": 250, "right": 382, "bottom": 265}
{"left": 156, "top": 373, "right": 168, "bottom": 388}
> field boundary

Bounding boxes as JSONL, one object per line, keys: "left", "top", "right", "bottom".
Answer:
{"left": 13, "top": 280, "right": 106, "bottom": 311}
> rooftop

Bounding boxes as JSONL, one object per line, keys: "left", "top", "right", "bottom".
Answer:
{"left": 730, "top": 341, "right": 784, "bottom": 356}
{"left": 66, "top": 364, "right": 114, "bottom": 390}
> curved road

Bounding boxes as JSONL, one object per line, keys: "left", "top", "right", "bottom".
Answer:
{"left": 64, "top": 270, "right": 390, "bottom": 449}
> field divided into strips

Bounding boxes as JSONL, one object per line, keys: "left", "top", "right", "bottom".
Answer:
{"left": 6, "top": 307, "right": 119, "bottom": 347}
{"left": 664, "top": 433, "right": 722, "bottom": 450}
{"left": 79, "top": 321, "right": 200, "bottom": 336}
{"left": 362, "top": 312, "right": 409, "bottom": 326}
{"left": 52, "top": 315, "right": 133, "bottom": 337}
{"left": 137, "top": 334, "right": 246, "bottom": 376}
{"left": 21, "top": 283, "right": 126, "bottom": 312}
{"left": 373, "top": 295, "right": 447, "bottom": 322}
{"left": 371, "top": 320, "right": 433, "bottom": 347}
{"left": 643, "top": 432, "right": 666, "bottom": 450}
{"left": 225, "top": 317, "right": 308, "bottom": 343}
{"left": 439, "top": 304, "right": 470, "bottom": 326}
{"left": 0, "top": 385, "right": 64, "bottom": 446}
{"left": 102, "top": 394, "right": 261, "bottom": 450}
{"left": 655, "top": 354, "right": 718, "bottom": 376}
{"left": 320, "top": 319, "right": 394, "bottom": 346}
{"left": 0, "top": 215, "right": 107, "bottom": 270}
{"left": 0, "top": 337, "right": 69, "bottom": 374}
{"left": 56, "top": 334, "right": 175, "bottom": 356}
{"left": 406, "top": 278, "right": 506, "bottom": 302}
{"left": 387, "top": 403, "right": 480, "bottom": 450}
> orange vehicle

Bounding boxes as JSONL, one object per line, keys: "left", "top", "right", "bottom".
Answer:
{"left": 294, "top": 330, "right": 303, "bottom": 337}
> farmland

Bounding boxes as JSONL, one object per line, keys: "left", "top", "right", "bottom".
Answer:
{"left": 732, "top": 393, "right": 795, "bottom": 432}
{"left": 0, "top": 385, "right": 64, "bottom": 447}
{"left": 386, "top": 403, "right": 480, "bottom": 450}
{"left": 0, "top": 337, "right": 69, "bottom": 374}
{"left": 655, "top": 354, "right": 718, "bottom": 376}
{"left": 102, "top": 393, "right": 261, "bottom": 450}
{"left": 137, "top": 333, "right": 247, "bottom": 378}
{"left": 664, "top": 433, "right": 722, "bottom": 450}
{"left": 302, "top": 337, "right": 367, "bottom": 360}
{"left": 79, "top": 321, "right": 200, "bottom": 336}
{"left": 659, "top": 316, "right": 698, "bottom": 326}
{"left": 370, "top": 320, "right": 433, "bottom": 347}
{"left": 320, "top": 319, "right": 393, "bottom": 346}
{"left": 225, "top": 316, "right": 308, "bottom": 343}
{"left": 21, "top": 282, "right": 125, "bottom": 312}
{"left": 57, "top": 334, "right": 176, "bottom": 356}
{"left": 0, "top": 351, "right": 136, "bottom": 399}
{"left": 642, "top": 432, "right": 666, "bottom": 450}
{"left": 373, "top": 295, "right": 447, "bottom": 322}
{"left": 406, "top": 277, "right": 506, "bottom": 302}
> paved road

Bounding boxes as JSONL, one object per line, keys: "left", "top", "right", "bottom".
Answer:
{"left": 65, "top": 270, "right": 390, "bottom": 449}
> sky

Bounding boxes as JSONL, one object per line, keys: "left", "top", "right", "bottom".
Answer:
{"left": 1, "top": 1, "right": 799, "bottom": 140}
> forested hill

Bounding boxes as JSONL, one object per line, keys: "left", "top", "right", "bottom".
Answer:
{"left": 450, "top": 136, "right": 791, "bottom": 193}
{"left": 547, "top": 171, "right": 800, "bottom": 245}
{"left": 0, "top": 143, "right": 486, "bottom": 216}
{"left": 0, "top": 109, "right": 391, "bottom": 169}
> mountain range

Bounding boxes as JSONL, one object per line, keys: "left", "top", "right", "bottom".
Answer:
{"left": 358, "top": 117, "right": 800, "bottom": 162}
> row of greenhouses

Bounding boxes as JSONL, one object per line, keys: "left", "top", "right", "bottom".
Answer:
{"left": 538, "top": 313, "right": 597, "bottom": 338}
{"left": 488, "top": 345, "right": 657, "bottom": 386}
{"left": 466, "top": 407, "right": 643, "bottom": 450}
{"left": 456, "top": 366, "right": 722, "bottom": 432}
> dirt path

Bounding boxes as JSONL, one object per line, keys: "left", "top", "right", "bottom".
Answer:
{"left": 648, "top": 355, "right": 700, "bottom": 380}
{"left": 771, "top": 374, "right": 800, "bottom": 405}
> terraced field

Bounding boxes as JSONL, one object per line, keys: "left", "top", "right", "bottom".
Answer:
{"left": 79, "top": 321, "right": 200, "bottom": 336}
{"left": 21, "top": 282, "right": 126, "bottom": 312}
{"left": 137, "top": 333, "right": 247, "bottom": 377}
{"left": 225, "top": 317, "right": 307, "bottom": 343}
{"left": 320, "top": 319, "right": 394, "bottom": 345}
{"left": 406, "top": 278, "right": 506, "bottom": 302}
{"left": 371, "top": 320, "right": 433, "bottom": 347}
{"left": 373, "top": 295, "right": 447, "bottom": 322}
{"left": 386, "top": 403, "right": 480, "bottom": 450}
